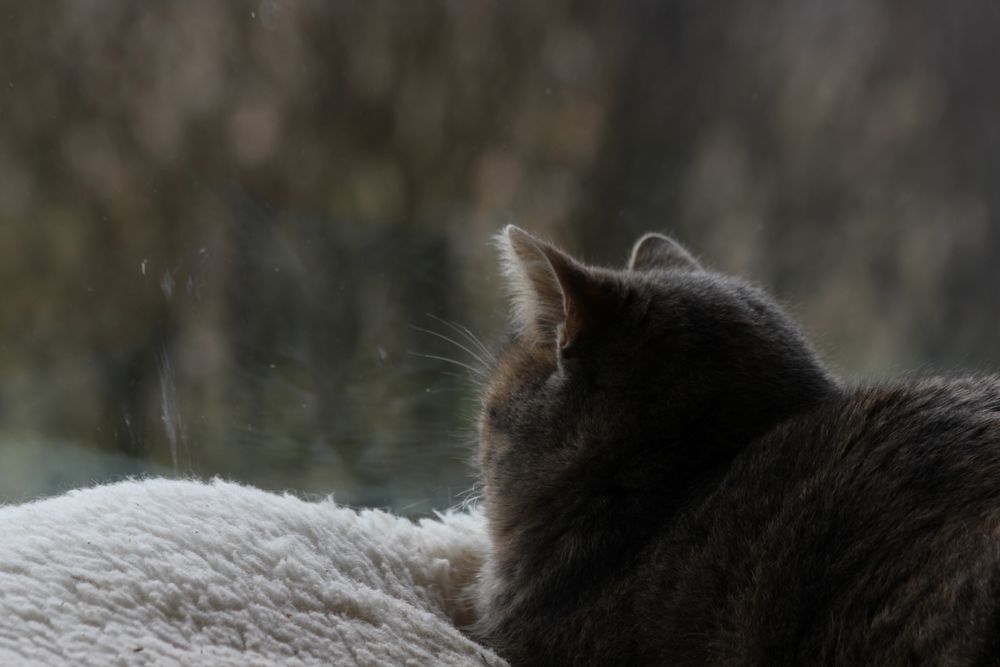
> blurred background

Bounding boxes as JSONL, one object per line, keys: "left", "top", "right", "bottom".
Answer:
{"left": 1, "top": 0, "right": 998, "bottom": 512}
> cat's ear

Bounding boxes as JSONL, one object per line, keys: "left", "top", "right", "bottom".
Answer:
{"left": 628, "top": 233, "right": 702, "bottom": 272}
{"left": 498, "top": 225, "right": 607, "bottom": 352}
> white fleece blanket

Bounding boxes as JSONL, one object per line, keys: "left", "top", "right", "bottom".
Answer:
{"left": 0, "top": 478, "right": 506, "bottom": 666}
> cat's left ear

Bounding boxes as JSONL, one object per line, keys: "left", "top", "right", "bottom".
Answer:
{"left": 628, "top": 233, "right": 702, "bottom": 272}
{"left": 498, "top": 226, "right": 609, "bottom": 354}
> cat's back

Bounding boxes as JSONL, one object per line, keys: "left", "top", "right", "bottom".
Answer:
{"left": 643, "top": 376, "right": 1000, "bottom": 665}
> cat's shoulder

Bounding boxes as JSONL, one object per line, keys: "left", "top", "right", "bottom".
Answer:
{"left": 713, "top": 375, "right": 1000, "bottom": 507}
{"left": 775, "top": 374, "right": 1000, "bottom": 438}
{"left": 828, "top": 374, "right": 1000, "bottom": 439}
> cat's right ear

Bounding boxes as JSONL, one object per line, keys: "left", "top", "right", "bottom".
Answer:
{"left": 628, "top": 233, "right": 702, "bottom": 272}
{"left": 497, "top": 225, "right": 607, "bottom": 353}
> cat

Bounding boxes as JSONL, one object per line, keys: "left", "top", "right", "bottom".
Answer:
{"left": 470, "top": 225, "right": 1000, "bottom": 666}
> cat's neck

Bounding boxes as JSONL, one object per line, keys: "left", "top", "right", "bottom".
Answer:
{"left": 480, "top": 379, "right": 843, "bottom": 603}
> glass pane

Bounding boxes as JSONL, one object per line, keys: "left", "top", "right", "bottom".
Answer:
{"left": 1, "top": 1, "right": 996, "bottom": 512}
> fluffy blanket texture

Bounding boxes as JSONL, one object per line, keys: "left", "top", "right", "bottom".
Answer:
{"left": 0, "top": 478, "right": 506, "bottom": 666}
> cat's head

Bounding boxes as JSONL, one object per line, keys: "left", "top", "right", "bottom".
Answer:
{"left": 479, "top": 226, "right": 839, "bottom": 548}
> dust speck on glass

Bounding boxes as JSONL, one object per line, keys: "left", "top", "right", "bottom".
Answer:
{"left": 0, "top": 2, "right": 997, "bottom": 513}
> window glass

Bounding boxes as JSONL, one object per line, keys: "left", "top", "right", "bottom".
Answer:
{"left": 1, "top": 2, "right": 996, "bottom": 512}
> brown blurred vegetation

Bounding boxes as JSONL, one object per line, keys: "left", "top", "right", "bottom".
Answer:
{"left": 0, "top": 1, "right": 998, "bottom": 510}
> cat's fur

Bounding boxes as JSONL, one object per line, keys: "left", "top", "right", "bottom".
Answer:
{"left": 471, "top": 226, "right": 1000, "bottom": 666}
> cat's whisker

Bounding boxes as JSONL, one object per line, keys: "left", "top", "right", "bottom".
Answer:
{"left": 409, "top": 324, "right": 490, "bottom": 368}
{"left": 426, "top": 314, "right": 489, "bottom": 354}
{"left": 407, "top": 351, "right": 487, "bottom": 378}
{"left": 454, "top": 482, "right": 485, "bottom": 511}
{"left": 435, "top": 371, "right": 488, "bottom": 392}
{"left": 426, "top": 314, "right": 495, "bottom": 364}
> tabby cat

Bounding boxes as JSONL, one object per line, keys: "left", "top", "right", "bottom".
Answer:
{"left": 471, "top": 226, "right": 1000, "bottom": 666}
